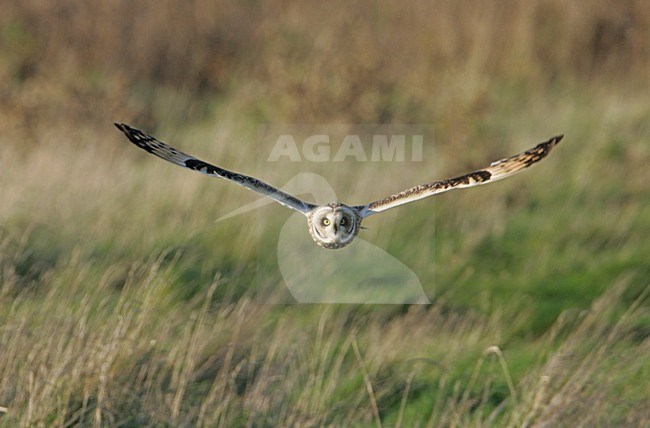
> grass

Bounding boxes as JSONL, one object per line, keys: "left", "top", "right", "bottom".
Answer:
{"left": 0, "top": 1, "right": 649, "bottom": 426}
{"left": 0, "top": 90, "right": 647, "bottom": 425}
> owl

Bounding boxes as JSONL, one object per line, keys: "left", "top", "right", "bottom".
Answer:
{"left": 115, "top": 123, "right": 562, "bottom": 249}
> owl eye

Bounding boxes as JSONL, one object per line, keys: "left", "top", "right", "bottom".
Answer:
{"left": 340, "top": 218, "right": 347, "bottom": 226}
{"left": 322, "top": 218, "right": 331, "bottom": 226}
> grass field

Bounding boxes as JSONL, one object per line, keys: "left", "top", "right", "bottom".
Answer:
{"left": 0, "top": 1, "right": 648, "bottom": 426}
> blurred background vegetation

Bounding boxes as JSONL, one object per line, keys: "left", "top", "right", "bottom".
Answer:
{"left": 0, "top": 0, "right": 648, "bottom": 426}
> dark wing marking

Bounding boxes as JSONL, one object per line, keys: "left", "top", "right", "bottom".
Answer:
{"left": 115, "top": 123, "right": 316, "bottom": 215}
{"left": 354, "top": 135, "right": 563, "bottom": 218}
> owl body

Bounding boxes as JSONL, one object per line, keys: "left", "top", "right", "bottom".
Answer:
{"left": 307, "top": 203, "right": 362, "bottom": 249}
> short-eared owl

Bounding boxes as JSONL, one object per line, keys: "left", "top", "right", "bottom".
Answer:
{"left": 115, "top": 123, "right": 562, "bottom": 249}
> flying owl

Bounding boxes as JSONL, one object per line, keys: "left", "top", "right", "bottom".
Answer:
{"left": 115, "top": 123, "right": 562, "bottom": 249}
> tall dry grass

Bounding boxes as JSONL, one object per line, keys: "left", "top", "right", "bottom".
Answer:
{"left": 0, "top": 225, "right": 646, "bottom": 425}
{"left": 0, "top": 92, "right": 647, "bottom": 424}
{"left": 1, "top": 0, "right": 648, "bottom": 141}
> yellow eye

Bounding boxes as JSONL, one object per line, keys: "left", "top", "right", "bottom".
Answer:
{"left": 323, "top": 218, "right": 331, "bottom": 226}
{"left": 340, "top": 218, "right": 347, "bottom": 226}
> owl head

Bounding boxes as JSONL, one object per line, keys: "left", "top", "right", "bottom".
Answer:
{"left": 307, "top": 203, "right": 362, "bottom": 249}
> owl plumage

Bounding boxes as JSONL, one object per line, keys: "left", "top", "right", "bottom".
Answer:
{"left": 306, "top": 203, "right": 362, "bottom": 249}
{"left": 115, "top": 123, "right": 562, "bottom": 249}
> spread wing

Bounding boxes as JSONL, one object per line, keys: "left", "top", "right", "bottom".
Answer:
{"left": 115, "top": 123, "right": 316, "bottom": 215}
{"left": 354, "top": 135, "right": 563, "bottom": 218}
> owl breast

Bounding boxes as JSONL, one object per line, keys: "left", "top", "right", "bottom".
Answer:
{"left": 307, "top": 203, "right": 362, "bottom": 249}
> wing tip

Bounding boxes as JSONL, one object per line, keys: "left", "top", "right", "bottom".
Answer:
{"left": 114, "top": 123, "right": 138, "bottom": 139}
{"left": 535, "top": 134, "right": 563, "bottom": 154}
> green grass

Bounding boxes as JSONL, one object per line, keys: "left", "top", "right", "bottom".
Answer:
{"left": 1, "top": 86, "right": 648, "bottom": 425}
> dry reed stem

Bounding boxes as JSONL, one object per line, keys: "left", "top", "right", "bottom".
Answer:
{"left": 352, "top": 335, "right": 383, "bottom": 428}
